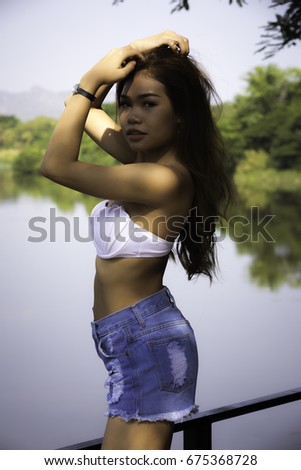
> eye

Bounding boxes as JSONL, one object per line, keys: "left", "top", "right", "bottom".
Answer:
{"left": 143, "top": 101, "right": 156, "bottom": 108}
{"left": 119, "top": 100, "right": 130, "bottom": 109}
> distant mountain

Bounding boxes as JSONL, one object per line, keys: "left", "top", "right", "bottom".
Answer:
{"left": 0, "top": 87, "right": 69, "bottom": 121}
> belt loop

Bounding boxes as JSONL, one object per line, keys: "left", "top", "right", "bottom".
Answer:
{"left": 131, "top": 305, "right": 146, "bottom": 328}
{"left": 164, "top": 286, "right": 176, "bottom": 305}
{"left": 91, "top": 321, "right": 96, "bottom": 339}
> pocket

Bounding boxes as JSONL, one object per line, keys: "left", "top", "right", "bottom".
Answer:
{"left": 94, "top": 329, "right": 128, "bottom": 359}
{"left": 148, "top": 333, "right": 198, "bottom": 393}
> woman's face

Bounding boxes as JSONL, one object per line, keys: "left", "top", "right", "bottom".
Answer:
{"left": 119, "top": 72, "right": 179, "bottom": 160}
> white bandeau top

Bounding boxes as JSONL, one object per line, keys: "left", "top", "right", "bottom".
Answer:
{"left": 90, "top": 200, "right": 174, "bottom": 259}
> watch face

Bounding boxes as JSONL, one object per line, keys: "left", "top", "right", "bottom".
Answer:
{"left": 72, "top": 83, "right": 79, "bottom": 94}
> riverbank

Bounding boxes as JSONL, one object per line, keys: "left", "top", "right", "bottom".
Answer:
{"left": 234, "top": 169, "right": 301, "bottom": 206}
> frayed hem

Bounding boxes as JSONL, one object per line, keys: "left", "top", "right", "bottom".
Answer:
{"left": 105, "top": 404, "right": 199, "bottom": 423}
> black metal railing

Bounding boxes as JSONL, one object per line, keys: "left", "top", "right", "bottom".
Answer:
{"left": 60, "top": 387, "right": 301, "bottom": 450}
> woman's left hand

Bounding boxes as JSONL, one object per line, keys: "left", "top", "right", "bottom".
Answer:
{"left": 130, "top": 30, "right": 190, "bottom": 55}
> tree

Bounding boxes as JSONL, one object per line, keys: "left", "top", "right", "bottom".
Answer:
{"left": 113, "top": 0, "right": 301, "bottom": 58}
{"left": 219, "top": 65, "right": 301, "bottom": 170}
{"left": 1, "top": 105, "right": 120, "bottom": 174}
{"left": 0, "top": 115, "right": 20, "bottom": 148}
{"left": 257, "top": 0, "right": 301, "bottom": 58}
{"left": 12, "top": 147, "right": 43, "bottom": 174}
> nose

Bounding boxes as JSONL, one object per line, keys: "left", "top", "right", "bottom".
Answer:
{"left": 127, "top": 107, "right": 142, "bottom": 124}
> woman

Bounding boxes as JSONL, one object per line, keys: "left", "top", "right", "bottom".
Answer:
{"left": 41, "top": 31, "right": 232, "bottom": 450}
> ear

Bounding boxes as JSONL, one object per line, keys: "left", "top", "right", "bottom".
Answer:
{"left": 176, "top": 117, "right": 183, "bottom": 127}
{"left": 176, "top": 118, "right": 182, "bottom": 135}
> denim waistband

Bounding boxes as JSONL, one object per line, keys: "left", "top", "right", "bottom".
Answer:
{"left": 91, "top": 286, "right": 176, "bottom": 334}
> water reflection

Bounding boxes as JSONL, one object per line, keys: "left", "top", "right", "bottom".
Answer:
{"left": 1, "top": 170, "right": 301, "bottom": 290}
{"left": 0, "top": 170, "right": 98, "bottom": 213}
{"left": 227, "top": 191, "right": 301, "bottom": 290}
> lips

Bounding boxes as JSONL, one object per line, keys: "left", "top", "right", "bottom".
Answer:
{"left": 126, "top": 128, "right": 146, "bottom": 136}
{"left": 126, "top": 128, "right": 147, "bottom": 143}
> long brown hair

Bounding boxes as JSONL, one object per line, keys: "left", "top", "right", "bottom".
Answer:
{"left": 116, "top": 47, "right": 233, "bottom": 281}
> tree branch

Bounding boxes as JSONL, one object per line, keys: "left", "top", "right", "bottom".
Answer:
{"left": 112, "top": 0, "right": 301, "bottom": 58}
{"left": 256, "top": 1, "right": 301, "bottom": 58}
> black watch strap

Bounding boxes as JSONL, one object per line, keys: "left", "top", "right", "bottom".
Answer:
{"left": 72, "top": 84, "right": 96, "bottom": 102}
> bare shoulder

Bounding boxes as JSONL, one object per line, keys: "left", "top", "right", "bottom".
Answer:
{"left": 161, "top": 161, "right": 194, "bottom": 200}
{"left": 133, "top": 160, "right": 194, "bottom": 206}
{"left": 123, "top": 161, "right": 194, "bottom": 230}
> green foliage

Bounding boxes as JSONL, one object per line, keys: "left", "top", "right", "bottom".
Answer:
{"left": 236, "top": 149, "right": 269, "bottom": 174}
{"left": 18, "top": 116, "right": 57, "bottom": 150}
{"left": 0, "top": 115, "right": 57, "bottom": 151}
{"left": 0, "top": 115, "right": 21, "bottom": 148}
{"left": 218, "top": 65, "right": 301, "bottom": 171}
{"left": 0, "top": 115, "right": 19, "bottom": 133}
{"left": 0, "top": 115, "right": 58, "bottom": 174}
{"left": 0, "top": 109, "right": 120, "bottom": 174}
{"left": 12, "top": 147, "right": 43, "bottom": 174}
{"left": 217, "top": 102, "right": 245, "bottom": 172}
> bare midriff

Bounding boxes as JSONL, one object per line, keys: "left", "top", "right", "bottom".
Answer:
{"left": 92, "top": 255, "right": 169, "bottom": 321}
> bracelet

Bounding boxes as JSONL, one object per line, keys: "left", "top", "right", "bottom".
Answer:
{"left": 72, "top": 83, "right": 96, "bottom": 102}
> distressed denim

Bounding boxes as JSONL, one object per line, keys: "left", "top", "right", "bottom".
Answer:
{"left": 91, "top": 286, "right": 198, "bottom": 422}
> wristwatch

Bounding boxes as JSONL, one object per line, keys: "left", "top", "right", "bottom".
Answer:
{"left": 72, "top": 83, "right": 96, "bottom": 102}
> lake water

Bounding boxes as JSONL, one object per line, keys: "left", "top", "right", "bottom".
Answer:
{"left": 0, "top": 172, "right": 301, "bottom": 450}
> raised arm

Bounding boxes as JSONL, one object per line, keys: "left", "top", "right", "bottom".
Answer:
{"left": 83, "top": 83, "right": 136, "bottom": 164}
{"left": 81, "top": 31, "right": 189, "bottom": 164}
{"left": 40, "top": 46, "right": 144, "bottom": 191}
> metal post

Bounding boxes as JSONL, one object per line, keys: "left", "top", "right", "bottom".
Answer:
{"left": 183, "top": 420, "right": 212, "bottom": 450}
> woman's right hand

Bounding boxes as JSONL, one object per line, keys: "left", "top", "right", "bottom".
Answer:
{"left": 80, "top": 45, "right": 144, "bottom": 94}
{"left": 80, "top": 31, "right": 189, "bottom": 97}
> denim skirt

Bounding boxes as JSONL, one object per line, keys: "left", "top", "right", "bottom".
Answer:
{"left": 91, "top": 286, "right": 198, "bottom": 422}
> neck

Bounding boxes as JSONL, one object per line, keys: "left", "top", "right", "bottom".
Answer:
{"left": 136, "top": 145, "right": 179, "bottom": 165}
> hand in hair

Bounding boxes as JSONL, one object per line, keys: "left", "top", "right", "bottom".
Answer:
{"left": 80, "top": 45, "right": 145, "bottom": 91}
{"left": 130, "top": 30, "right": 189, "bottom": 56}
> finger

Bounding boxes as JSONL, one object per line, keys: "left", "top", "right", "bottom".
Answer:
{"left": 179, "top": 38, "right": 190, "bottom": 55}
{"left": 120, "top": 47, "right": 145, "bottom": 69}
{"left": 118, "top": 60, "right": 137, "bottom": 78}
{"left": 122, "top": 44, "right": 145, "bottom": 62}
{"left": 173, "top": 36, "right": 189, "bottom": 55}
{"left": 166, "top": 31, "right": 189, "bottom": 55}
{"left": 169, "top": 41, "right": 181, "bottom": 53}
{"left": 164, "top": 38, "right": 188, "bottom": 55}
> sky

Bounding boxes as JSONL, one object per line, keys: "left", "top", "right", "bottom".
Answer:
{"left": 1, "top": 0, "right": 301, "bottom": 103}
